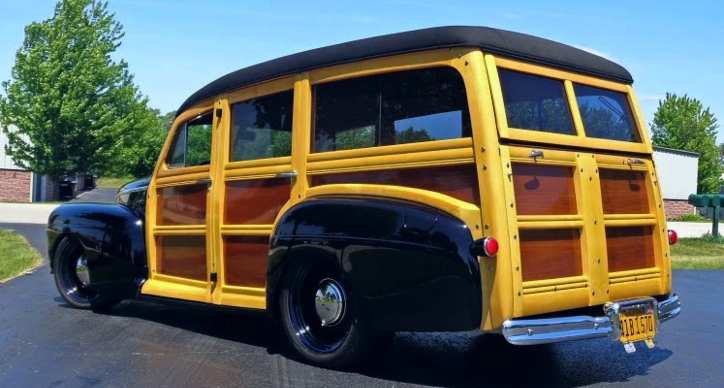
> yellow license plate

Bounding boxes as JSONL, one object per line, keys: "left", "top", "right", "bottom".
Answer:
{"left": 619, "top": 313, "right": 656, "bottom": 343}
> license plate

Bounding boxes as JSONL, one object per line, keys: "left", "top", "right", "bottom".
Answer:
{"left": 619, "top": 312, "right": 656, "bottom": 343}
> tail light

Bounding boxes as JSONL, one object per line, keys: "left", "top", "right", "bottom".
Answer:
{"left": 470, "top": 237, "right": 499, "bottom": 257}
{"left": 668, "top": 230, "right": 678, "bottom": 245}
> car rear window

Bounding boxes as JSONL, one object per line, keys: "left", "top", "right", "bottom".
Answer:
{"left": 573, "top": 84, "right": 641, "bottom": 143}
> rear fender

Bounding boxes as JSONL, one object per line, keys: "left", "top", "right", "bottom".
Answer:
{"left": 268, "top": 195, "right": 482, "bottom": 332}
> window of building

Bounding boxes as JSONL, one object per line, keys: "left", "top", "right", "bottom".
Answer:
{"left": 312, "top": 67, "right": 471, "bottom": 153}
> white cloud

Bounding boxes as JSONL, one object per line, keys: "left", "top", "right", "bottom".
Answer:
{"left": 572, "top": 45, "right": 617, "bottom": 62}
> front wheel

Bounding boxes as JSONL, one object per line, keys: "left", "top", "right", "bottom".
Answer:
{"left": 52, "top": 237, "right": 119, "bottom": 310}
{"left": 279, "top": 257, "right": 387, "bottom": 369}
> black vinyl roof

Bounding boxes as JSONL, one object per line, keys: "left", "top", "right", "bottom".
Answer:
{"left": 177, "top": 26, "right": 633, "bottom": 114}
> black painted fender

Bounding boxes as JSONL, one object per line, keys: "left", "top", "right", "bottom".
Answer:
{"left": 47, "top": 202, "right": 147, "bottom": 300}
{"left": 268, "top": 195, "right": 482, "bottom": 332}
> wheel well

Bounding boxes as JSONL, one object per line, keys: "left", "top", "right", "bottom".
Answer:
{"left": 268, "top": 246, "right": 340, "bottom": 320}
{"left": 49, "top": 233, "right": 79, "bottom": 273}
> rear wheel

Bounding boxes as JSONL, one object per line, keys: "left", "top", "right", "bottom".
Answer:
{"left": 279, "top": 257, "right": 385, "bottom": 369}
{"left": 52, "top": 237, "right": 119, "bottom": 310}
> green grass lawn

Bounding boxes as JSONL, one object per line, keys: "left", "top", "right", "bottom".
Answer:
{"left": 95, "top": 176, "right": 133, "bottom": 189}
{"left": 671, "top": 237, "right": 724, "bottom": 270}
{"left": 0, "top": 229, "right": 44, "bottom": 282}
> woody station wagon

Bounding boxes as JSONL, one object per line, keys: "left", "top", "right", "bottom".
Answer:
{"left": 47, "top": 26, "right": 681, "bottom": 368}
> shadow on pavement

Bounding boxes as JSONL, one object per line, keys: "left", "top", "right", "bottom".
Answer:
{"left": 90, "top": 298, "right": 672, "bottom": 388}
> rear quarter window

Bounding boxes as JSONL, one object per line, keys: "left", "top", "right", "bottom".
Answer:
{"left": 312, "top": 67, "right": 471, "bottom": 152}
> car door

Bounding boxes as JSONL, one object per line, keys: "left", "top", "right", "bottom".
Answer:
{"left": 141, "top": 106, "right": 215, "bottom": 303}
{"left": 209, "top": 83, "right": 297, "bottom": 309}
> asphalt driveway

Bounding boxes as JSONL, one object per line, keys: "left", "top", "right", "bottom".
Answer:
{"left": 0, "top": 222, "right": 722, "bottom": 387}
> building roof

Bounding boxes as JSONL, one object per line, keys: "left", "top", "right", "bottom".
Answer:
{"left": 177, "top": 26, "right": 633, "bottom": 114}
{"left": 653, "top": 145, "right": 700, "bottom": 158}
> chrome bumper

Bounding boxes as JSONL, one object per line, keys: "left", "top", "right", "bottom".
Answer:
{"left": 502, "top": 294, "right": 681, "bottom": 345}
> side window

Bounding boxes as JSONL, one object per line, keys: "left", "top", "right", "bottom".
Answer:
{"left": 573, "top": 84, "right": 641, "bottom": 142}
{"left": 313, "top": 67, "right": 470, "bottom": 153}
{"left": 166, "top": 112, "right": 213, "bottom": 168}
{"left": 230, "top": 90, "right": 294, "bottom": 161}
{"left": 498, "top": 69, "right": 575, "bottom": 135}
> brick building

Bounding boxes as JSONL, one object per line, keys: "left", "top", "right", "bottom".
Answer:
{"left": 0, "top": 124, "right": 53, "bottom": 202}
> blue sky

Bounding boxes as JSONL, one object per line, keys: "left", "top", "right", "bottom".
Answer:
{"left": 1, "top": 0, "right": 723, "bottom": 144}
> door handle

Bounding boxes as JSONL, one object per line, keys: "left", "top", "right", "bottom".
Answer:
{"left": 529, "top": 150, "right": 544, "bottom": 161}
{"left": 275, "top": 171, "right": 298, "bottom": 178}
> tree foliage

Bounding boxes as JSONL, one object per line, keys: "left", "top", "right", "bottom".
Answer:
{"left": 651, "top": 93, "right": 723, "bottom": 193}
{"left": 0, "top": 0, "right": 160, "bottom": 191}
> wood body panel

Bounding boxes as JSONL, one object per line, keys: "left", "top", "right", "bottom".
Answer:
{"left": 223, "top": 236, "right": 268, "bottom": 288}
{"left": 225, "top": 178, "right": 290, "bottom": 224}
{"left": 310, "top": 164, "right": 479, "bottom": 204}
{"left": 157, "top": 184, "right": 208, "bottom": 225}
{"left": 599, "top": 169, "right": 648, "bottom": 214}
{"left": 606, "top": 226, "right": 655, "bottom": 272}
{"left": 156, "top": 235, "right": 207, "bottom": 281}
{"left": 519, "top": 229, "right": 582, "bottom": 282}
{"left": 512, "top": 163, "right": 577, "bottom": 215}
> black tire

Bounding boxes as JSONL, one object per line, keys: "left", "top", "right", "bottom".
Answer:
{"left": 279, "top": 257, "right": 384, "bottom": 369}
{"left": 52, "top": 237, "right": 119, "bottom": 310}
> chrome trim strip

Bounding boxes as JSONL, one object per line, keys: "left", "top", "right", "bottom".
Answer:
{"left": 502, "top": 295, "right": 681, "bottom": 345}
{"left": 503, "top": 316, "right": 612, "bottom": 345}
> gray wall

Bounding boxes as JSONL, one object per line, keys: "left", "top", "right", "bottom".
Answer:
{"left": 653, "top": 146, "right": 699, "bottom": 200}
{"left": 0, "top": 124, "right": 24, "bottom": 170}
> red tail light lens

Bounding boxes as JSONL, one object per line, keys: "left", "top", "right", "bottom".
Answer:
{"left": 483, "top": 237, "right": 499, "bottom": 256}
{"left": 668, "top": 230, "right": 678, "bottom": 245}
{"left": 469, "top": 236, "right": 499, "bottom": 257}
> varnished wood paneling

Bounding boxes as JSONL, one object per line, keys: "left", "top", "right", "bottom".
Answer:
{"left": 156, "top": 235, "right": 206, "bottom": 281}
{"left": 223, "top": 236, "right": 268, "bottom": 288}
{"left": 225, "top": 178, "right": 290, "bottom": 224}
{"left": 599, "top": 169, "right": 649, "bottom": 214}
{"left": 606, "top": 226, "right": 654, "bottom": 272}
{"left": 157, "top": 184, "right": 207, "bottom": 225}
{"left": 512, "top": 163, "right": 577, "bottom": 215}
{"left": 310, "top": 164, "right": 479, "bottom": 204}
{"left": 520, "top": 229, "right": 582, "bottom": 281}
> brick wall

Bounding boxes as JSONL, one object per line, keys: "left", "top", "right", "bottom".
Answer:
{"left": 664, "top": 199, "right": 695, "bottom": 219}
{"left": 0, "top": 168, "right": 31, "bottom": 202}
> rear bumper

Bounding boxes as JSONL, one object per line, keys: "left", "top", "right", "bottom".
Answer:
{"left": 502, "top": 294, "right": 681, "bottom": 345}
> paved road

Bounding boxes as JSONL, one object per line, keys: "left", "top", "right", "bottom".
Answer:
{"left": 0, "top": 187, "right": 117, "bottom": 224}
{"left": 0, "top": 222, "right": 722, "bottom": 387}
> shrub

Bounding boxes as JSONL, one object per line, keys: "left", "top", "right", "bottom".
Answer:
{"left": 669, "top": 213, "right": 707, "bottom": 222}
{"left": 700, "top": 232, "right": 724, "bottom": 244}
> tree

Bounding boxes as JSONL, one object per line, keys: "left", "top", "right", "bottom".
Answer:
{"left": 160, "top": 110, "right": 177, "bottom": 131}
{"left": 395, "top": 126, "right": 432, "bottom": 144}
{"left": 0, "top": 0, "right": 155, "bottom": 197}
{"left": 650, "top": 93, "right": 723, "bottom": 194}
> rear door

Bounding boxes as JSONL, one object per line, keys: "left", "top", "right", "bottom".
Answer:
{"left": 208, "top": 80, "right": 297, "bottom": 309}
{"left": 485, "top": 55, "right": 670, "bottom": 317}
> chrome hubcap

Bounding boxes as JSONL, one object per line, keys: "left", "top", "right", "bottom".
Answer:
{"left": 314, "top": 278, "right": 346, "bottom": 327}
{"left": 75, "top": 256, "right": 90, "bottom": 285}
